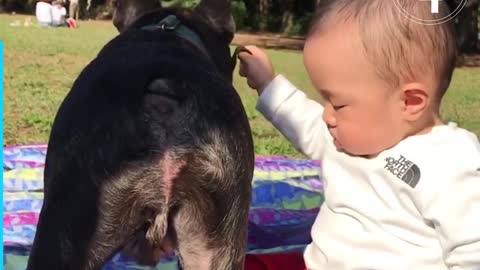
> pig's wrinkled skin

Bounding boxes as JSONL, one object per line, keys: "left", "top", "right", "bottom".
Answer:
{"left": 26, "top": 1, "right": 254, "bottom": 269}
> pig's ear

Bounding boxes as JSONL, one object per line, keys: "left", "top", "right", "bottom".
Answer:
{"left": 194, "top": 0, "right": 235, "bottom": 42}
{"left": 112, "top": 0, "right": 161, "bottom": 33}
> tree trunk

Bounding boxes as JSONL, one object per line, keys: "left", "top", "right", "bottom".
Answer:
{"left": 279, "top": 0, "right": 295, "bottom": 33}
{"left": 456, "top": 0, "right": 479, "bottom": 53}
{"left": 258, "top": 0, "right": 271, "bottom": 31}
{"left": 258, "top": 0, "right": 270, "bottom": 15}
{"left": 446, "top": 0, "right": 479, "bottom": 53}
{"left": 243, "top": 0, "right": 259, "bottom": 30}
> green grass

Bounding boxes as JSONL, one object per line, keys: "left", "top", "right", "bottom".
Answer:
{"left": 2, "top": 14, "right": 480, "bottom": 158}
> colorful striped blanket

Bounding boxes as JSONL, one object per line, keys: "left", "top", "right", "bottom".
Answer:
{"left": 3, "top": 144, "right": 323, "bottom": 270}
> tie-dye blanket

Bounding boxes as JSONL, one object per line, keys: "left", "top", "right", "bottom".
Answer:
{"left": 3, "top": 144, "right": 323, "bottom": 270}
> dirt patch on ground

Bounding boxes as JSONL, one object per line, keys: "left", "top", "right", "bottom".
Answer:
{"left": 458, "top": 54, "right": 480, "bottom": 67}
{"left": 232, "top": 32, "right": 305, "bottom": 51}
{"left": 232, "top": 32, "right": 480, "bottom": 67}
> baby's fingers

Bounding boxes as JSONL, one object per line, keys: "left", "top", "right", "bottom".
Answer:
{"left": 239, "top": 63, "right": 247, "bottom": 77}
{"left": 238, "top": 54, "right": 250, "bottom": 77}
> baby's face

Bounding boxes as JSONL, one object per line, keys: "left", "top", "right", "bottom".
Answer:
{"left": 304, "top": 20, "right": 406, "bottom": 157}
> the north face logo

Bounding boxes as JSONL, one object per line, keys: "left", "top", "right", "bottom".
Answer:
{"left": 384, "top": 155, "right": 421, "bottom": 188}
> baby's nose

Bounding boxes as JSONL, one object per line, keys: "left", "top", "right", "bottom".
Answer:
{"left": 323, "top": 105, "right": 337, "bottom": 128}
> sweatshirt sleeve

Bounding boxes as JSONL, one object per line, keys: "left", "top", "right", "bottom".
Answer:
{"left": 419, "top": 137, "right": 480, "bottom": 270}
{"left": 256, "top": 75, "right": 329, "bottom": 160}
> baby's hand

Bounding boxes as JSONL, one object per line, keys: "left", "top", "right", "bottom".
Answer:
{"left": 238, "top": 46, "right": 275, "bottom": 96}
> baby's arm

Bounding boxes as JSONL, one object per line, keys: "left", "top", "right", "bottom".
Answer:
{"left": 258, "top": 76, "right": 327, "bottom": 159}
{"left": 420, "top": 149, "right": 480, "bottom": 269}
{"left": 238, "top": 46, "right": 328, "bottom": 160}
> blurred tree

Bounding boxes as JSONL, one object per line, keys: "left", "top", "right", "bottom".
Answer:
{"left": 445, "top": 0, "right": 479, "bottom": 53}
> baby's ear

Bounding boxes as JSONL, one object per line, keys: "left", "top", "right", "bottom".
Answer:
{"left": 194, "top": 0, "right": 235, "bottom": 43}
{"left": 401, "top": 83, "right": 429, "bottom": 122}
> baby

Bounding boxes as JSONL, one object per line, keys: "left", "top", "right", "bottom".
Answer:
{"left": 239, "top": 0, "right": 480, "bottom": 269}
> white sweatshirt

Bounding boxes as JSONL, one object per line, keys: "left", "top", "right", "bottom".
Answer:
{"left": 35, "top": 2, "right": 52, "bottom": 24}
{"left": 257, "top": 75, "right": 480, "bottom": 270}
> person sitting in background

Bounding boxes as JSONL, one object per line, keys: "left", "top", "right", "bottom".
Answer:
{"left": 51, "top": 1, "right": 67, "bottom": 27}
{"left": 35, "top": 0, "right": 52, "bottom": 27}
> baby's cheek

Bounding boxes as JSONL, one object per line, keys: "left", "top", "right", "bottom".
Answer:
{"left": 339, "top": 125, "right": 379, "bottom": 155}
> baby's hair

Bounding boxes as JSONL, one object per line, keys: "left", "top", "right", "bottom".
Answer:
{"left": 308, "top": 0, "right": 457, "bottom": 103}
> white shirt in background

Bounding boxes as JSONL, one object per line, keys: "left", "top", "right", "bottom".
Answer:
{"left": 35, "top": 1, "right": 52, "bottom": 24}
{"left": 51, "top": 5, "right": 66, "bottom": 25}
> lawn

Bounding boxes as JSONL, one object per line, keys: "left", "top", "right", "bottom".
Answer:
{"left": 2, "top": 14, "right": 479, "bottom": 158}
